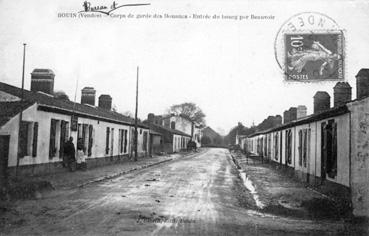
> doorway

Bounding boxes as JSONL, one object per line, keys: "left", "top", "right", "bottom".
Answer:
{"left": 0, "top": 135, "right": 10, "bottom": 189}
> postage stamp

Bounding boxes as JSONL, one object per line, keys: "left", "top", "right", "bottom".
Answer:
{"left": 274, "top": 12, "right": 345, "bottom": 82}
{"left": 285, "top": 33, "right": 344, "bottom": 81}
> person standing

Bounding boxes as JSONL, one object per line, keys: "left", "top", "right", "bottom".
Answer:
{"left": 64, "top": 137, "right": 76, "bottom": 171}
{"left": 77, "top": 138, "right": 87, "bottom": 171}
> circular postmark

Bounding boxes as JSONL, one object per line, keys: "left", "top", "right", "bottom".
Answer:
{"left": 274, "top": 12, "right": 345, "bottom": 82}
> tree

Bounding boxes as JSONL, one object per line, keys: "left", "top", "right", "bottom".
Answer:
{"left": 168, "top": 102, "right": 206, "bottom": 125}
{"left": 54, "top": 90, "right": 69, "bottom": 101}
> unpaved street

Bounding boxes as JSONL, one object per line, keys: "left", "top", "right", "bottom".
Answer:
{"left": 1, "top": 149, "right": 355, "bottom": 235}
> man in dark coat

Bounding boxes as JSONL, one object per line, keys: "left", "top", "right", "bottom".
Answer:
{"left": 64, "top": 137, "right": 76, "bottom": 171}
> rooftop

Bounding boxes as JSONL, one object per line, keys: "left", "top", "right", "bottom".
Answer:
{"left": 0, "top": 82, "right": 148, "bottom": 128}
{"left": 0, "top": 101, "right": 35, "bottom": 127}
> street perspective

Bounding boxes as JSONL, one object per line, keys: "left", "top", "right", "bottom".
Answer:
{"left": 1, "top": 0, "right": 369, "bottom": 235}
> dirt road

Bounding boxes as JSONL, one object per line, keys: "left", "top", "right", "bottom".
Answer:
{"left": 0, "top": 148, "right": 354, "bottom": 235}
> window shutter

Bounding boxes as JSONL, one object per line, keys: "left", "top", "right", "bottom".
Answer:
{"left": 49, "top": 119, "right": 56, "bottom": 159}
{"left": 32, "top": 122, "right": 38, "bottom": 157}
{"left": 19, "top": 121, "right": 29, "bottom": 157}
{"left": 88, "top": 125, "right": 93, "bottom": 157}
{"left": 105, "top": 127, "right": 110, "bottom": 155}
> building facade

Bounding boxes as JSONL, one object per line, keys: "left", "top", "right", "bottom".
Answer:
{"left": 241, "top": 69, "right": 369, "bottom": 217}
{"left": 0, "top": 74, "right": 150, "bottom": 177}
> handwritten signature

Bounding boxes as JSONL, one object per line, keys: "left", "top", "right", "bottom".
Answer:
{"left": 79, "top": 1, "right": 150, "bottom": 15}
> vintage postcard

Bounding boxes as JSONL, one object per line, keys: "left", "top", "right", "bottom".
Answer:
{"left": 0, "top": 0, "right": 368, "bottom": 235}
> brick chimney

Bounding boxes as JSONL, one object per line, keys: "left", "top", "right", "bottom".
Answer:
{"left": 98, "top": 94, "right": 112, "bottom": 110}
{"left": 314, "top": 91, "right": 330, "bottom": 114}
{"left": 81, "top": 87, "right": 96, "bottom": 106}
{"left": 356, "top": 69, "right": 369, "bottom": 100}
{"left": 283, "top": 110, "right": 290, "bottom": 124}
{"left": 147, "top": 113, "right": 155, "bottom": 123}
{"left": 297, "top": 105, "right": 307, "bottom": 119}
{"left": 333, "top": 82, "right": 351, "bottom": 107}
{"left": 30, "top": 69, "right": 55, "bottom": 95}
{"left": 288, "top": 107, "right": 297, "bottom": 121}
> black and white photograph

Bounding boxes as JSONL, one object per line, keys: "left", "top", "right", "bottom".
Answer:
{"left": 0, "top": 0, "right": 368, "bottom": 235}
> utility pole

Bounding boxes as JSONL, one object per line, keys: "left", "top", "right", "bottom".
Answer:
{"left": 15, "top": 43, "right": 26, "bottom": 177}
{"left": 134, "top": 66, "right": 139, "bottom": 161}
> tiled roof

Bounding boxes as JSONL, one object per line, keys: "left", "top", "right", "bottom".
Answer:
{"left": 0, "top": 101, "right": 35, "bottom": 127}
{"left": 247, "top": 105, "right": 349, "bottom": 138}
{"left": 148, "top": 123, "right": 191, "bottom": 137}
{"left": 0, "top": 82, "right": 148, "bottom": 128}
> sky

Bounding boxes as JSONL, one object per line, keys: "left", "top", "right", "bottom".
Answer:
{"left": 1, "top": 0, "right": 369, "bottom": 135}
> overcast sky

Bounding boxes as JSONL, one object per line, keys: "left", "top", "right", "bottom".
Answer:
{"left": 1, "top": 0, "right": 369, "bottom": 135}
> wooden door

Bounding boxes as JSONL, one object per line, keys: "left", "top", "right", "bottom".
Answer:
{"left": 0, "top": 135, "right": 10, "bottom": 189}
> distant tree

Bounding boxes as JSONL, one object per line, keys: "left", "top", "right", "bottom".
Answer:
{"left": 224, "top": 122, "right": 257, "bottom": 145}
{"left": 168, "top": 102, "right": 206, "bottom": 126}
{"left": 54, "top": 90, "right": 69, "bottom": 101}
{"left": 201, "top": 136, "right": 211, "bottom": 145}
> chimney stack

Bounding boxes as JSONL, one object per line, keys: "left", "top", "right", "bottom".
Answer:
{"left": 283, "top": 110, "right": 290, "bottom": 124}
{"left": 333, "top": 82, "right": 352, "bottom": 107}
{"left": 81, "top": 87, "right": 96, "bottom": 106}
{"left": 98, "top": 94, "right": 112, "bottom": 110}
{"left": 288, "top": 107, "right": 297, "bottom": 121}
{"left": 274, "top": 115, "right": 282, "bottom": 126}
{"left": 30, "top": 69, "right": 55, "bottom": 95}
{"left": 297, "top": 105, "right": 307, "bottom": 119}
{"left": 356, "top": 68, "right": 369, "bottom": 100}
{"left": 147, "top": 113, "right": 155, "bottom": 123}
{"left": 314, "top": 91, "right": 330, "bottom": 114}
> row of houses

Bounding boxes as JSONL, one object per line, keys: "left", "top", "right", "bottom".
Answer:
{"left": 237, "top": 68, "right": 369, "bottom": 218}
{"left": 0, "top": 69, "right": 202, "bottom": 182}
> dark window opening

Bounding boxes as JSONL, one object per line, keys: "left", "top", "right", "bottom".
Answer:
{"left": 170, "top": 121, "right": 176, "bottom": 130}
{"left": 19, "top": 121, "right": 30, "bottom": 157}
{"left": 285, "top": 129, "right": 292, "bottom": 165}
{"left": 322, "top": 120, "right": 337, "bottom": 178}
{"left": 105, "top": 127, "right": 110, "bottom": 155}
{"left": 298, "top": 130, "right": 303, "bottom": 166}
{"left": 143, "top": 131, "right": 148, "bottom": 151}
{"left": 32, "top": 122, "right": 38, "bottom": 157}
{"left": 124, "top": 130, "right": 128, "bottom": 153}
{"left": 49, "top": 119, "right": 57, "bottom": 158}
{"left": 88, "top": 125, "right": 93, "bottom": 157}
{"left": 274, "top": 133, "right": 279, "bottom": 160}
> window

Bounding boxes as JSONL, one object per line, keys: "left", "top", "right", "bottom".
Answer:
{"left": 274, "top": 133, "right": 279, "bottom": 160}
{"left": 321, "top": 120, "right": 337, "bottom": 178}
{"left": 143, "top": 131, "right": 148, "bottom": 151}
{"left": 105, "top": 127, "right": 110, "bottom": 155}
{"left": 303, "top": 129, "right": 309, "bottom": 168}
{"left": 88, "top": 125, "right": 93, "bottom": 157}
{"left": 171, "top": 121, "right": 176, "bottom": 130}
{"left": 119, "top": 129, "right": 126, "bottom": 154}
{"left": 124, "top": 130, "right": 128, "bottom": 153}
{"left": 59, "top": 121, "right": 69, "bottom": 159}
{"left": 285, "top": 129, "right": 292, "bottom": 165}
{"left": 110, "top": 128, "right": 114, "bottom": 155}
{"left": 32, "top": 122, "right": 38, "bottom": 157}
{"left": 49, "top": 119, "right": 58, "bottom": 158}
{"left": 19, "top": 121, "right": 37, "bottom": 157}
{"left": 298, "top": 128, "right": 310, "bottom": 168}
{"left": 298, "top": 130, "right": 303, "bottom": 166}
{"left": 82, "top": 124, "right": 88, "bottom": 154}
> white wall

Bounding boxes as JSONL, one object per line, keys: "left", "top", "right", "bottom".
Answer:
{"left": 347, "top": 97, "right": 369, "bottom": 217}
{"left": 245, "top": 113, "right": 350, "bottom": 188}
{"left": 0, "top": 104, "right": 150, "bottom": 167}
